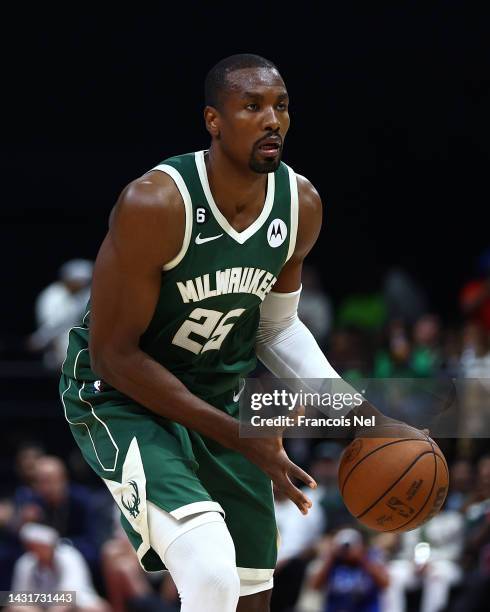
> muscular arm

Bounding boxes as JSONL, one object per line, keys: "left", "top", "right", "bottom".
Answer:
{"left": 274, "top": 174, "right": 323, "bottom": 292}
{"left": 89, "top": 172, "right": 315, "bottom": 513}
{"left": 90, "top": 173, "right": 241, "bottom": 450}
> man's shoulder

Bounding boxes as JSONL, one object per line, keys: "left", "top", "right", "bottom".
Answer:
{"left": 113, "top": 151, "right": 200, "bottom": 232}
{"left": 295, "top": 173, "right": 322, "bottom": 210}
{"left": 123, "top": 169, "right": 182, "bottom": 210}
{"left": 123, "top": 150, "right": 199, "bottom": 207}
{"left": 113, "top": 166, "right": 186, "bottom": 232}
{"left": 106, "top": 160, "right": 187, "bottom": 268}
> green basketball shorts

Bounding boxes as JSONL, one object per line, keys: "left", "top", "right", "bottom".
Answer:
{"left": 59, "top": 373, "right": 278, "bottom": 582}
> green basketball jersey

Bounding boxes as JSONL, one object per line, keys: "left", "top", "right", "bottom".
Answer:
{"left": 63, "top": 150, "right": 299, "bottom": 405}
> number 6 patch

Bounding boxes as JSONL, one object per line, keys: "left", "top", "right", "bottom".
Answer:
{"left": 196, "top": 207, "right": 208, "bottom": 224}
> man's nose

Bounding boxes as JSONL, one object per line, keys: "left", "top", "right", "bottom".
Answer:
{"left": 262, "top": 106, "right": 281, "bottom": 131}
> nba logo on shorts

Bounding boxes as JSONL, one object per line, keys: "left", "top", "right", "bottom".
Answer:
{"left": 267, "top": 219, "right": 287, "bottom": 247}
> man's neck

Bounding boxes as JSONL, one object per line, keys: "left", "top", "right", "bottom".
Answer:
{"left": 205, "top": 146, "right": 268, "bottom": 219}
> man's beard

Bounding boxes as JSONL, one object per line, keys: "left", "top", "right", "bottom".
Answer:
{"left": 248, "top": 146, "right": 282, "bottom": 173}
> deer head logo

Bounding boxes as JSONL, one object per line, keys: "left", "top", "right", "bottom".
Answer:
{"left": 121, "top": 480, "right": 141, "bottom": 518}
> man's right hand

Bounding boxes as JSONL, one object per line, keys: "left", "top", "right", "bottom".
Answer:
{"left": 238, "top": 436, "right": 316, "bottom": 515}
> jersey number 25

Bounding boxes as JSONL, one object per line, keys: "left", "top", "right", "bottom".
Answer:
{"left": 172, "top": 307, "right": 245, "bottom": 354}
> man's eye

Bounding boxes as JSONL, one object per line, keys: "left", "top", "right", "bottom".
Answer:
{"left": 246, "top": 103, "right": 259, "bottom": 111}
{"left": 277, "top": 103, "right": 288, "bottom": 111}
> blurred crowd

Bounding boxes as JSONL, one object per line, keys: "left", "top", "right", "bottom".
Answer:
{"left": 2, "top": 438, "right": 490, "bottom": 611}
{"left": 271, "top": 447, "right": 490, "bottom": 612}
{"left": 0, "top": 249, "right": 490, "bottom": 611}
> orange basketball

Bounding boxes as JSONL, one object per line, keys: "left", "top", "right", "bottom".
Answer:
{"left": 338, "top": 427, "right": 449, "bottom": 532}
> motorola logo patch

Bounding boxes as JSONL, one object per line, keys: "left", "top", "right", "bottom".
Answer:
{"left": 267, "top": 219, "right": 287, "bottom": 247}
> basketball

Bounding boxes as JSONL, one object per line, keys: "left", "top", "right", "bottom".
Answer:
{"left": 338, "top": 426, "right": 449, "bottom": 532}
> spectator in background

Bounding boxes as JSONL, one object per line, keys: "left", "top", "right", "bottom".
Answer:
{"left": 442, "top": 328, "right": 463, "bottom": 378}
{"left": 28, "top": 259, "right": 93, "bottom": 370}
{"left": 310, "top": 528, "right": 389, "bottom": 612}
{"left": 460, "top": 247, "right": 490, "bottom": 332}
{"left": 374, "top": 315, "right": 443, "bottom": 379}
{"left": 458, "top": 324, "right": 490, "bottom": 441}
{"left": 0, "top": 499, "right": 20, "bottom": 590}
{"left": 372, "top": 317, "right": 454, "bottom": 427}
{"left": 410, "top": 314, "right": 442, "bottom": 377}
{"left": 13, "top": 442, "right": 45, "bottom": 495}
{"left": 328, "top": 328, "right": 371, "bottom": 378}
{"left": 382, "top": 508, "right": 464, "bottom": 612}
{"left": 461, "top": 456, "right": 490, "bottom": 550}
{"left": 459, "top": 322, "right": 490, "bottom": 378}
{"left": 373, "top": 320, "right": 413, "bottom": 378}
{"left": 271, "top": 482, "right": 325, "bottom": 612}
{"left": 0, "top": 443, "right": 46, "bottom": 589}
{"left": 8, "top": 523, "right": 108, "bottom": 612}
{"left": 446, "top": 458, "right": 475, "bottom": 512}
{"left": 102, "top": 507, "right": 178, "bottom": 612}
{"left": 383, "top": 267, "right": 428, "bottom": 327}
{"left": 451, "top": 456, "right": 490, "bottom": 610}
{"left": 15, "top": 456, "right": 100, "bottom": 571}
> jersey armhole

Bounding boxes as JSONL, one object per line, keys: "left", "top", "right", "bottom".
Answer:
{"left": 285, "top": 166, "right": 299, "bottom": 263}
{"left": 150, "top": 164, "right": 193, "bottom": 271}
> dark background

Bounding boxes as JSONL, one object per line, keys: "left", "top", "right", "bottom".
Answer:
{"left": 1, "top": 3, "right": 488, "bottom": 340}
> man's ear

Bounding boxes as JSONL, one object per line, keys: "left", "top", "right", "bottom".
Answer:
{"left": 204, "top": 106, "right": 220, "bottom": 138}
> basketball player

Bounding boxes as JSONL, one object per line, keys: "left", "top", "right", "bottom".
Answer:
{"left": 59, "top": 54, "right": 357, "bottom": 611}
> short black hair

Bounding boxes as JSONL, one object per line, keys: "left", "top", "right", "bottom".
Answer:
{"left": 205, "top": 54, "right": 280, "bottom": 109}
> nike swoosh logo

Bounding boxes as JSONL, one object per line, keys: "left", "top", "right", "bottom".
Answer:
{"left": 233, "top": 380, "right": 246, "bottom": 402}
{"left": 195, "top": 233, "right": 223, "bottom": 245}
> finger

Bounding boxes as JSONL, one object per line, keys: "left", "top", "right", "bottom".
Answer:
{"left": 273, "top": 471, "right": 311, "bottom": 514}
{"left": 295, "top": 405, "right": 306, "bottom": 417}
{"left": 289, "top": 404, "right": 306, "bottom": 420}
{"left": 288, "top": 461, "right": 317, "bottom": 490}
{"left": 282, "top": 473, "right": 313, "bottom": 515}
{"left": 287, "top": 405, "right": 306, "bottom": 428}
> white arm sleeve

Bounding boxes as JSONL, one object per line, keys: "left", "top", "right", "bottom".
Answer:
{"left": 255, "top": 286, "right": 341, "bottom": 386}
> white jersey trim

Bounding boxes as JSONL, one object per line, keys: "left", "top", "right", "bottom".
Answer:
{"left": 169, "top": 500, "right": 225, "bottom": 520}
{"left": 195, "top": 150, "right": 275, "bottom": 245}
{"left": 285, "top": 165, "right": 299, "bottom": 262}
{"left": 61, "top": 380, "right": 119, "bottom": 472}
{"left": 150, "top": 163, "right": 193, "bottom": 271}
{"left": 240, "top": 577, "right": 274, "bottom": 596}
{"left": 237, "top": 567, "right": 275, "bottom": 581}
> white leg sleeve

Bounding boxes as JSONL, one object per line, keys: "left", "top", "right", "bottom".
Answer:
{"left": 148, "top": 505, "right": 240, "bottom": 612}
